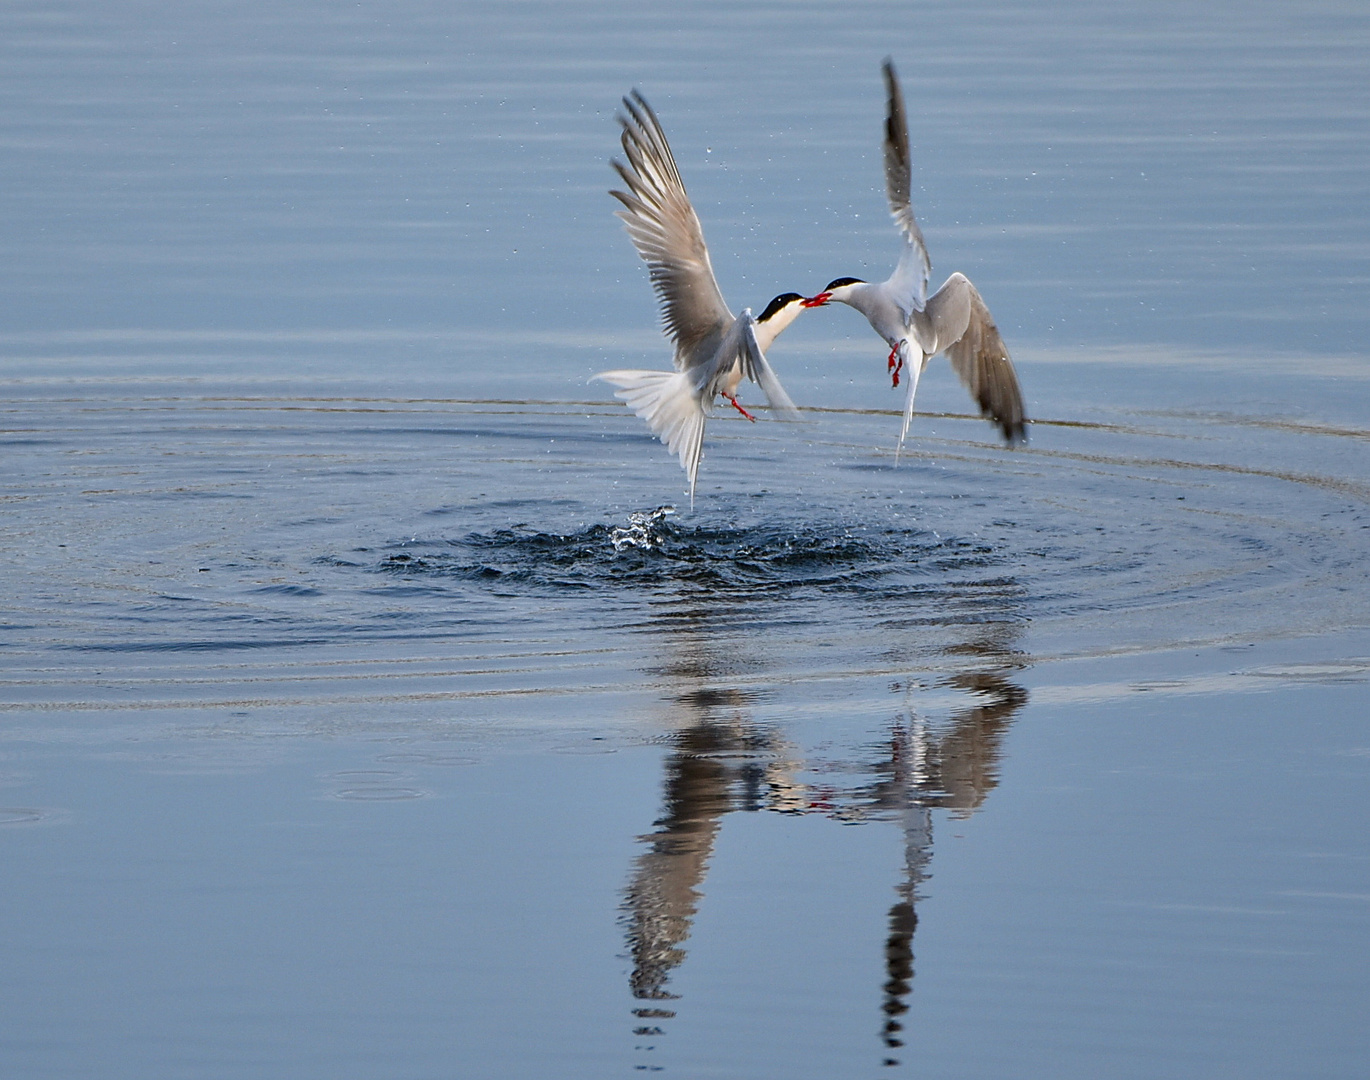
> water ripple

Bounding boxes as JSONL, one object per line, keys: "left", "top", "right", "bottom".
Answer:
{"left": 374, "top": 508, "right": 1003, "bottom": 604}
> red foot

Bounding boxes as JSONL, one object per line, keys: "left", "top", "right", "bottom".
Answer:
{"left": 887, "top": 344, "right": 904, "bottom": 388}
{"left": 725, "top": 394, "right": 756, "bottom": 422}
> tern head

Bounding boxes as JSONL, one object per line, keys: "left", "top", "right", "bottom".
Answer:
{"left": 801, "top": 277, "right": 866, "bottom": 307}
{"left": 757, "top": 292, "right": 806, "bottom": 323}
{"left": 753, "top": 292, "right": 808, "bottom": 346}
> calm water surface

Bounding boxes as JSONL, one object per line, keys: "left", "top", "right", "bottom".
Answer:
{"left": 2, "top": 2, "right": 1368, "bottom": 1078}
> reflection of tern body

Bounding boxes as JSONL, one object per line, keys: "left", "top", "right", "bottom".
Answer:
{"left": 619, "top": 588, "right": 1030, "bottom": 1067}
{"left": 594, "top": 91, "right": 804, "bottom": 503}
{"left": 867, "top": 666, "right": 1027, "bottom": 1064}
{"left": 803, "top": 60, "right": 1026, "bottom": 451}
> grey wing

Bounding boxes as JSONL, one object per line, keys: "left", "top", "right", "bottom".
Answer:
{"left": 692, "top": 312, "right": 801, "bottom": 421}
{"left": 926, "top": 274, "right": 1026, "bottom": 444}
{"left": 880, "top": 58, "right": 931, "bottom": 320}
{"left": 611, "top": 91, "right": 733, "bottom": 366}
{"left": 738, "top": 313, "right": 801, "bottom": 420}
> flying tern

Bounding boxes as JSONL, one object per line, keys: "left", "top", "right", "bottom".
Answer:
{"left": 802, "top": 59, "right": 1026, "bottom": 451}
{"left": 594, "top": 91, "right": 805, "bottom": 504}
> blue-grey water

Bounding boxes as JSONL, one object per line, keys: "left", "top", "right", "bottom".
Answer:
{"left": 3, "top": 2, "right": 1369, "bottom": 1078}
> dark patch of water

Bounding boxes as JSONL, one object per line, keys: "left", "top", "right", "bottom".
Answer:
{"left": 375, "top": 507, "right": 1003, "bottom": 600}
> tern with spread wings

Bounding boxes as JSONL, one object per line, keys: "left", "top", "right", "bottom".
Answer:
{"left": 803, "top": 60, "right": 1026, "bottom": 451}
{"left": 594, "top": 91, "right": 805, "bottom": 504}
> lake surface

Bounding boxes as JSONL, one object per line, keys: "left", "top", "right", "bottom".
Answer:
{"left": 2, "top": 2, "right": 1368, "bottom": 1077}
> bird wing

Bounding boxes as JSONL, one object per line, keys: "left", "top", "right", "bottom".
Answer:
{"left": 611, "top": 91, "right": 733, "bottom": 368}
{"left": 738, "top": 312, "right": 802, "bottom": 420}
{"left": 925, "top": 273, "right": 1027, "bottom": 444}
{"left": 880, "top": 59, "right": 931, "bottom": 322}
{"left": 689, "top": 311, "right": 801, "bottom": 421}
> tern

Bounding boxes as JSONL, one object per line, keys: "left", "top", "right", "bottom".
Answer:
{"left": 802, "top": 59, "right": 1026, "bottom": 451}
{"left": 594, "top": 91, "right": 805, "bottom": 504}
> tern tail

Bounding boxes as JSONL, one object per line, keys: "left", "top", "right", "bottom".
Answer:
{"left": 594, "top": 368, "right": 706, "bottom": 504}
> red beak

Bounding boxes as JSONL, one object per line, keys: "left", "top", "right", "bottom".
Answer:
{"left": 801, "top": 292, "right": 831, "bottom": 308}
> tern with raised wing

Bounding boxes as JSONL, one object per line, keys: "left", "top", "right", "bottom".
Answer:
{"left": 802, "top": 59, "right": 1026, "bottom": 451}
{"left": 594, "top": 91, "right": 804, "bottom": 504}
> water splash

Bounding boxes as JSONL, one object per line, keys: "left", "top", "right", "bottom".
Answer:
{"left": 374, "top": 511, "right": 1005, "bottom": 607}
{"left": 610, "top": 505, "right": 676, "bottom": 552}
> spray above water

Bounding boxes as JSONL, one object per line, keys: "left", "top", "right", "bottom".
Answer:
{"left": 609, "top": 506, "right": 677, "bottom": 552}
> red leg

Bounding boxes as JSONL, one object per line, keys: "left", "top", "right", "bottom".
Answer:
{"left": 724, "top": 394, "right": 756, "bottom": 422}
{"left": 889, "top": 345, "right": 904, "bottom": 388}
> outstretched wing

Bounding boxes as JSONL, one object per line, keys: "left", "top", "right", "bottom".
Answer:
{"left": 926, "top": 274, "right": 1027, "bottom": 444}
{"left": 880, "top": 59, "right": 931, "bottom": 321}
{"left": 611, "top": 91, "right": 733, "bottom": 367}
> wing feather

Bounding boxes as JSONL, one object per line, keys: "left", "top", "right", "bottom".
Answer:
{"left": 593, "top": 368, "right": 708, "bottom": 502}
{"left": 611, "top": 92, "right": 733, "bottom": 368}
{"left": 738, "top": 313, "right": 801, "bottom": 420}
{"left": 881, "top": 59, "right": 931, "bottom": 320}
{"left": 932, "top": 277, "right": 1027, "bottom": 444}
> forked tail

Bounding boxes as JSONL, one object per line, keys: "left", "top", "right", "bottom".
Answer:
{"left": 593, "top": 369, "right": 707, "bottom": 503}
{"left": 895, "top": 343, "right": 925, "bottom": 464}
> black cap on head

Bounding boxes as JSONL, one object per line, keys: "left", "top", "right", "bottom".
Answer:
{"left": 823, "top": 276, "right": 865, "bottom": 291}
{"left": 757, "top": 292, "right": 805, "bottom": 322}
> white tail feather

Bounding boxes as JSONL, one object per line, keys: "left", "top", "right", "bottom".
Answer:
{"left": 895, "top": 344, "right": 926, "bottom": 464}
{"left": 594, "top": 369, "right": 707, "bottom": 503}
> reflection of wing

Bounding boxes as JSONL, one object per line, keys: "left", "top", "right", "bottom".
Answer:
{"left": 622, "top": 686, "right": 804, "bottom": 1005}
{"left": 923, "top": 273, "right": 1027, "bottom": 444}
{"left": 611, "top": 91, "right": 733, "bottom": 367}
{"left": 932, "top": 670, "right": 1029, "bottom": 814}
{"left": 621, "top": 719, "right": 739, "bottom": 1002}
{"left": 881, "top": 58, "right": 931, "bottom": 321}
{"left": 622, "top": 755, "right": 722, "bottom": 1001}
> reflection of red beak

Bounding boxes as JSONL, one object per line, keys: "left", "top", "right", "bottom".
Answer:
{"left": 801, "top": 292, "right": 831, "bottom": 308}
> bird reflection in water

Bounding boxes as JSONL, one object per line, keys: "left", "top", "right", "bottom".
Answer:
{"left": 623, "top": 686, "right": 804, "bottom": 1007}
{"left": 866, "top": 654, "right": 1028, "bottom": 1065}
{"left": 620, "top": 616, "right": 1027, "bottom": 1070}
